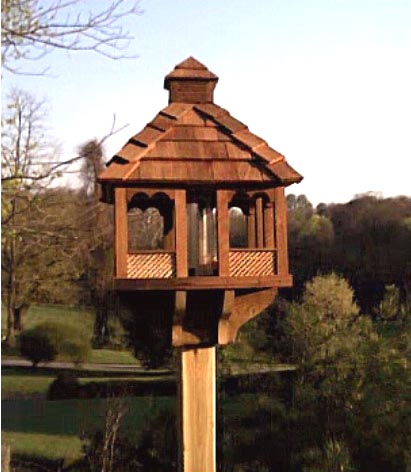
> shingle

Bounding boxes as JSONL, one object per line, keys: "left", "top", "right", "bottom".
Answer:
{"left": 267, "top": 160, "right": 303, "bottom": 183}
{"left": 116, "top": 142, "right": 146, "bottom": 162}
{"left": 254, "top": 144, "right": 285, "bottom": 163}
{"left": 175, "top": 109, "right": 206, "bottom": 126}
{"left": 194, "top": 103, "right": 228, "bottom": 119}
{"left": 149, "top": 113, "right": 175, "bottom": 131}
{"left": 130, "top": 126, "right": 164, "bottom": 146}
{"left": 161, "top": 103, "right": 192, "bottom": 119}
{"left": 225, "top": 142, "right": 252, "bottom": 160}
{"left": 213, "top": 113, "right": 247, "bottom": 133}
{"left": 233, "top": 129, "right": 266, "bottom": 150}
{"left": 98, "top": 161, "right": 134, "bottom": 180}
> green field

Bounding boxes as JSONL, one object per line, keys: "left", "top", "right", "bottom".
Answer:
{"left": 2, "top": 304, "right": 139, "bottom": 365}
{"left": 2, "top": 396, "right": 174, "bottom": 466}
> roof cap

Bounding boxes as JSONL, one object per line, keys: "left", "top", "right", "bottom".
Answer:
{"left": 164, "top": 57, "right": 218, "bottom": 104}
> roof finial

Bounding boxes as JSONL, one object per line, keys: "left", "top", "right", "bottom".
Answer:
{"left": 164, "top": 57, "right": 218, "bottom": 104}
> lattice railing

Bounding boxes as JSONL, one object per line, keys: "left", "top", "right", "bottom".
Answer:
{"left": 127, "top": 252, "right": 176, "bottom": 279}
{"left": 229, "top": 249, "right": 276, "bottom": 277}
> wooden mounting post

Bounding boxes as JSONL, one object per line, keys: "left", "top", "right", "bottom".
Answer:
{"left": 114, "top": 187, "right": 127, "bottom": 278}
{"left": 178, "top": 346, "right": 216, "bottom": 472}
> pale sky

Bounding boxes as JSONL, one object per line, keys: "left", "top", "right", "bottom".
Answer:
{"left": 3, "top": 0, "right": 411, "bottom": 206}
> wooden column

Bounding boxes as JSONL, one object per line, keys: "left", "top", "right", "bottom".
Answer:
{"left": 178, "top": 346, "right": 216, "bottom": 472}
{"left": 175, "top": 190, "right": 188, "bottom": 277}
{"left": 163, "top": 207, "right": 175, "bottom": 251}
{"left": 114, "top": 187, "right": 127, "bottom": 278}
{"left": 248, "top": 206, "right": 256, "bottom": 248}
{"left": 274, "top": 187, "right": 289, "bottom": 275}
{"left": 217, "top": 190, "right": 230, "bottom": 276}
{"left": 264, "top": 201, "right": 275, "bottom": 249}
{"left": 256, "top": 197, "right": 264, "bottom": 248}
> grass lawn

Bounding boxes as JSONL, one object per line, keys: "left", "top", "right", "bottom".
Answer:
{"left": 1, "top": 432, "right": 82, "bottom": 466}
{"left": 88, "top": 348, "right": 137, "bottom": 365}
{"left": 2, "top": 396, "right": 174, "bottom": 464}
{"left": 1, "top": 304, "right": 95, "bottom": 342}
{"left": 1, "top": 369, "right": 55, "bottom": 397}
{"left": 2, "top": 303, "right": 139, "bottom": 365}
{"left": 23, "top": 304, "right": 95, "bottom": 334}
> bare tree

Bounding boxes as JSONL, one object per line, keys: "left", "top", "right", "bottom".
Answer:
{"left": 1, "top": 0, "right": 143, "bottom": 74}
{"left": 1, "top": 89, "right": 83, "bottom": 341}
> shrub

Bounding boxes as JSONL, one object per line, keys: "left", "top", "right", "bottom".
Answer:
{"left": 48, "top": 372, "right": 81, "bottom": 400}
{"left": 60, "top": 337, "right": 91, "bottom": 365}
{"left": 19, "top": 321, "right": 91, "bottom": 367}
{"left": 19, "top": 327, "right": 58, "bottom": 367}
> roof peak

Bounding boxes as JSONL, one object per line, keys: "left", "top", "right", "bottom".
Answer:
{"left": 175, "top": 56, "right": 209, "bottom": 70}
{"left": 164, "top": 57, "right": 218, "bottom": 104}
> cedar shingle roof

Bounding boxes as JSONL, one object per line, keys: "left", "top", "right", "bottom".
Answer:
{"left": 99, "top": 58, "right": 302, "bottom": 187}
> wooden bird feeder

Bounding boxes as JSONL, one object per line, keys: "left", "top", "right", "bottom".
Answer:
{"left": 98, "top": 57, "right": 302, "bottom": 472}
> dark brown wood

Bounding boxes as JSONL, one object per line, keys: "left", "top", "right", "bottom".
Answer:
{"left": 274, "top": 187, "right": 289, "bottom": 275}
{"left": 264, "top": 201, "right": 275, "bottom": 249}
{"left": 248, "top": 206, "right": 256, "bottom": 248}
{"left": 126, "top": 187, "right": 175, "bottom": 201}
{"left": 98, "top": 58, "right": 304, "bottom": 472}
{"left": 114, "top": 187, "right": 127, "bottom": 277}
{"left": 114, "top": 274, "right": 293, "bottom": 291}
{"left": 164, "top": 205, "right": 175, "bottom": 251}
{"left": 256, "top": 197, "right": 264, "bottom": 248}
{"left": 175, "top": 190, "right": 188, "bottom": 277}
{"left": 217, "top": 190, "right": 230, "bottom": 276}
{"left": 219, "top": 288, "right": 276, "bottom": 344}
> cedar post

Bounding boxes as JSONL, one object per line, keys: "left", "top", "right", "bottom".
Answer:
{"left": 256, "top": 197, "right": 264, "bottom": 248}
{"left": 175, "top": 190, "right": 188, "bottom": 277}
{"left": 217, "top": 190, "right": 230, "bottom": 276}
{"left": 175, "top": 190, "right": 216, "bottom": 472}
{"left": 274, "top": 187, "right": 289, "bottom": 275}
{"left": 248, "top": 206, "right": 256, "bottom": 248}
{"left": 178, "top": 346, "right": 216, "bottom": 472}
{"left": 114, "top": 187, "right": 127, "bottom": 278}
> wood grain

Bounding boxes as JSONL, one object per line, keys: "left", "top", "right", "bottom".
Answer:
{"left": 175, "top": 190, "right": 188, "bottom": 277}
{"left": 274, "top": 187, "right": 289, "bottom": 275}
{"left": 114, "top": 188, "right": 127, "bottom": 277}
{"left": 179, "top": 346, "right": 216, "bottom": 472}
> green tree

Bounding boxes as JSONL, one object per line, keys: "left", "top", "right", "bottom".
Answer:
{"left": 329, "top": 195, "right": 411, "bottom": 312}
{"left": 277, "top": 274, "right": 410, "bottom": 471}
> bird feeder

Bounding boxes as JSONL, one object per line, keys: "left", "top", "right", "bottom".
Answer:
{"left": 98, "top": 57, "right": 302, "bottom": 472}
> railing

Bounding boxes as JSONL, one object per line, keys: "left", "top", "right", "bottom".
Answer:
{"left": 228, "top": 249, "right": 276, "bottom": 277}
{"left": 125, "top": 249, "right": 276, "bottom": 279}
{"left": 127, "top": 251, "right": 176, "bottom": 279}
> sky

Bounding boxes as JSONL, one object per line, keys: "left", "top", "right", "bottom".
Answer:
{"left": 3, "top": 0, "right": 411, "bottom": 206}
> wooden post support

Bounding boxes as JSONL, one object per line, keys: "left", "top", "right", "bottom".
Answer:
{"left": 175, "top": 190, "right": 188, "bottom": 277}
{"left": 114, "top": 187, "right": 127, "bottom": 278}
{"left": 274, "top": 187, "right": 289, "bottom": 275}
{"left": 248, "top": 206, "right": 256, "bottom": 248}
{"left": 256, "top": 197, "right": 264, "bottom": 248}
{"left": 178, "top": 346, "right": 216, "bottom": 472}
{"left": 217, "top": 190, "right": 230, "bottom": 276}
{"left": 264, "top": 201, "right": 275, "bottom": 249}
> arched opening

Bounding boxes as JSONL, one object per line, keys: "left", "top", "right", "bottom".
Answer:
{"left": 187, "top": 191, "right": 217, "bottom": 275}
{"left": 127, "top": 192, "right": 173, "bottom": 252}
{"left": 128, "top": 207, "right": 164, "bottom": 251}
{"left": 229, "top": 207, "right": 247, "bottom": 248}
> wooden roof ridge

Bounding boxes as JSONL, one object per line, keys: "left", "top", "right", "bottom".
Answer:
{"left": 193, "top": 103, "right": 302, "bottom": 183}
{"left": 114, "top": 103, "right": 194, "bottom": 163}
{"left": 120, "top": 104, "right": 197, "bottom": 180}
